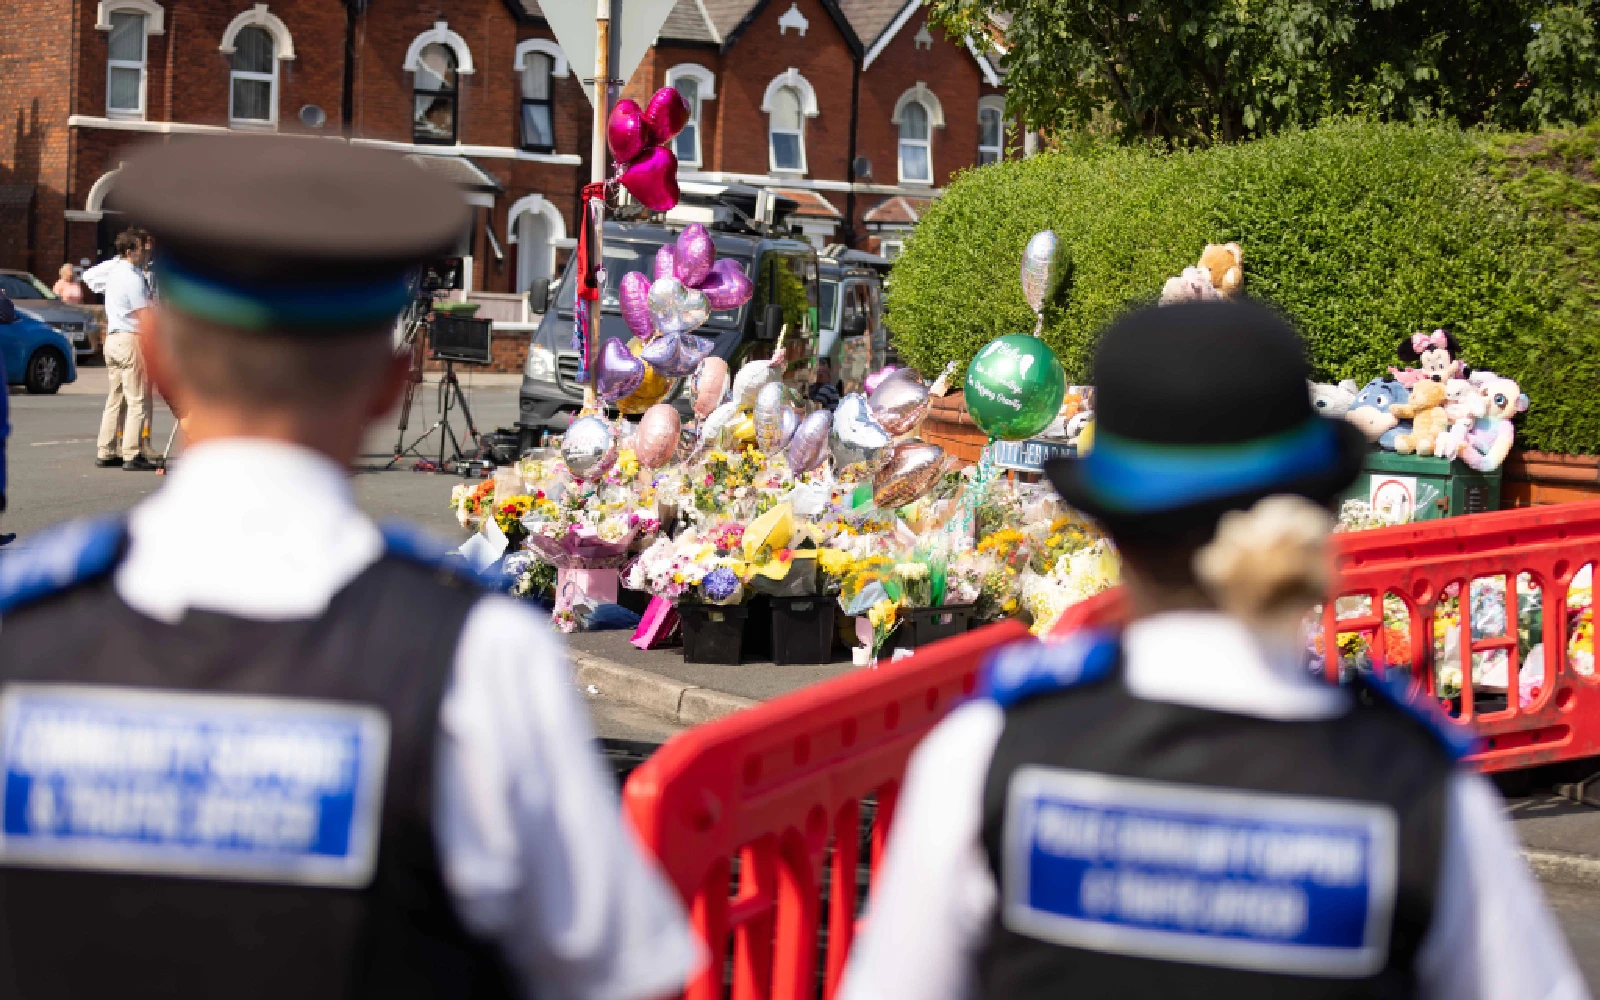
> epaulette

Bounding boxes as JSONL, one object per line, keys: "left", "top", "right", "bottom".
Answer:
{"left": 0, "top": 515, "right": 126, "bottom": 616}
{"left": 1355, "top": 670, "right": 1476, "bottom": 761}
{"left": 379, "top": 522, "right": 502, "bottom": 590}
{"left": 980, "top": 630, "right": 1120, "bottom": 709}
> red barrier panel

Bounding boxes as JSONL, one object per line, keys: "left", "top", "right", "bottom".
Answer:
{"left": 1048, "top": 500, "right": 1600, "bottom": 772}
{"left": 622, "top": 619, "right": 1033, "bottom": 1000}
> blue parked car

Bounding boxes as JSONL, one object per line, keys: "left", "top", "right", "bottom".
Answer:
{"left": 1, "top": 308, "right": 78, "bottom": 394}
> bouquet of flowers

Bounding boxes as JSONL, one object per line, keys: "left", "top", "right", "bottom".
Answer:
{"left": 449, "top": 480, "right": 496, "bottom": 529}
{"left": 895, "top": 562, "right": 932, "bottom": 608}
{"left": 866, "top": 598, "right": 899, "bottom": 660}
{"left": 504, "top": 550, "right": 557, "bottom": 601}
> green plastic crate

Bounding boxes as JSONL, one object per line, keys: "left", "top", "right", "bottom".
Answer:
{"left": 1336, "top": 450, "right": 1502, "bottom": 521}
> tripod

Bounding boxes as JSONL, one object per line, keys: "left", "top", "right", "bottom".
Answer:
{"left": 387, "top": 296, "right": 484, "bottom": 471}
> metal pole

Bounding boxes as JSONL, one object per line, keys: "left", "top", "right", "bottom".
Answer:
{"left": 583, "top": 0, "right": 612, "bottom": 407}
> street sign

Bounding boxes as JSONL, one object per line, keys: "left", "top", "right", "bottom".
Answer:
{"left": 543, "top": 0, "right": 677, "bottom": 107}
{"left": 990, "top": 437, "right": 1076, "bottom": 472}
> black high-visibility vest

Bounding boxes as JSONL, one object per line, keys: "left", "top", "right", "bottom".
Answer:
{"left": 0, "top": 518, "right": 519, "bottom": 1000}
{"left": 975, "top": 633, "right": 1455, "bottom": 1000}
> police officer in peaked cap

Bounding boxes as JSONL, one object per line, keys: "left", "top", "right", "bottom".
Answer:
{"left": 840, "top": 302, "right": 1585, "bottom": 1000}
{"left": 0, "top": 136, "right": 703, "bottom": 1000}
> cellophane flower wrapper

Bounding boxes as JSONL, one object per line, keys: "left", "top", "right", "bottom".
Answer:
{"left": 524, "top": 526, "right": 638, "bottom": 569}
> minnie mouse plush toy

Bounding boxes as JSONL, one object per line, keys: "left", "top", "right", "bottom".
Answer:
{"left": 1391, "top": 328, "right": 1465, "bottom": 388}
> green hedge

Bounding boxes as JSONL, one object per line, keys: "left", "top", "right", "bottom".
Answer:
{"left": 886, "top": 120, "right": 1600, "bottom": 455}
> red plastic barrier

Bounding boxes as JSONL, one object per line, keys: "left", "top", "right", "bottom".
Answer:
{"left": 1049, "top": 501, "right": 1600, "bottom": 772}
{"left": 622, "top": 619, "right": 1032, "bottom": 1000}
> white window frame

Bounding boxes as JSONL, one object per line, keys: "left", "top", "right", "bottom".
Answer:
{"left": 978, "top": 95, "right": 1006, "bottom": 165}
{"left": 228, "top": 26, "right": 279, "bottom": 128}
{"left": 897, "top": 101, "right": 932, "bottom": 185}
{"left": 665, "top": 63, "right": 715, "bottom": 168}
{"left": 891, "top": 82, "right": 945, "bottom": 186}
{"left": 760, "top": 68, "right": 818, "bottom": 177}
{"left": 104, "top": 10, "right": 148, "bottom": 120}
{"left": 506, "top": 193, "right": 568, "bottom": 295}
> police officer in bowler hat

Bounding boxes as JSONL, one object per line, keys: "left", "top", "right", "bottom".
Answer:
{"left": 0, "top": 136, "right": 703, "bottom": 999}
{"left": 840, "top": 302, "right": 1585, "bottom": 1000}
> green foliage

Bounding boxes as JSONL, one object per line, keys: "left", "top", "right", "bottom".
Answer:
{"left": 929, "top": 0, "right": 1600, "bottom": 144}
{"left": 887, "top": 119, "right": 1600, "bottom": 454}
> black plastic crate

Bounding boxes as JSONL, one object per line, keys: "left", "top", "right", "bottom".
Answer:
{"left": 678, "top": 602, "right": 751, "bottom": 664}
{"left": 770, "top": 596, "right": 838, "bottom": 665}
{"left": 743, "top": 595, "right": 773, "bottom": 662}
{"left": 890, "top": 604, "right": 976, "bottom": 651}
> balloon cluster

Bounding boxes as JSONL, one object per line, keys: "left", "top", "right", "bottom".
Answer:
{"left": 610, "top": 88, "right": 691, "bottom": 212}
{"left": 963, "top": 230, "right": 1068, "bottom": 442}
{"left": 829, "top": 361, "right": 958, "bottom": 509}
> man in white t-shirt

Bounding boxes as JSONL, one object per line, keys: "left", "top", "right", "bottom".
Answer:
{"left": 88, "top": 228, "right": 157, "bottom": 470}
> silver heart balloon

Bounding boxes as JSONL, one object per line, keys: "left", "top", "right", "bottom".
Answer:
{"left": 872, "top": 440, "right": 946, "bottom": 509}
{"left": 647, "top": 276, "right": 711, "bottom": 335}
{"left": 562, "top": 414, "right": 618, "bottom": 481}
{"left": 829, "top": 393, "right": 892, "bottom": 469}
{"left": 732, "top": 357, "right": 780, "bottom": 410}
{"left": 1021, "top": 230, "right": 1064, "bottom": 316}
{"left": 754, "top": 382, "right": 802, "bottom": 453}
{"left": 868, "top": 369, "right": 932, "bottom": 438}
{"left": 788, "top": 410, "right": 832, "bottom": 473}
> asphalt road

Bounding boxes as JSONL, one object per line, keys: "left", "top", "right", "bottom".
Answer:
{"left": 12, "top": 369, "right": 1600, "bottom": 987}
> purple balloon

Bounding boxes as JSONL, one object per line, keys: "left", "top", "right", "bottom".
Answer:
{"left": 863, "top": 366, "right": 900, "bottom": 395}
{"left": 654, "top": 244, "right": 675, "bottom": 282}
{"left": 618, "top": 270, "right": 654, "bottom": 339}
{"left": 787, "top": 410, "right": 833, "bottom": 474}
{"left": 596, "top": 338, "right": 646, "bottom": 402}
{"left": 674, "top": 223, "right": 715, "bottom": 288}
{"left": 698, "top": 258, "right": 755, "bottom": 310}
{"left": 640, "top": 331, "right": 715, "bottom": 378}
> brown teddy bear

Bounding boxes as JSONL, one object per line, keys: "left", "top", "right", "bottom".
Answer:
{"left": 1389, "top": 378, "right": 1449, "bottom": 456}
{"left": 1198, "top": 243, "right": 1244, "bottom": 297}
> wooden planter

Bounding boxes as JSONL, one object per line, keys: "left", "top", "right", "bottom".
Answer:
{"left": 923, "top": 394, "right": 988, "bottom": 465}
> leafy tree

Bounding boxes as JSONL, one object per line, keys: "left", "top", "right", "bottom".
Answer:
{"left": 929, "top": 0, "right": 1600, "bottom": 143}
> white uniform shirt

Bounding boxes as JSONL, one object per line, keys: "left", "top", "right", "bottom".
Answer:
{"left": 840, "top": 612, "right": 1589, "bottom": 1000}
{"left": 85, "top": 258, "right": 149, "bottom": 334}
{"left": 111, "top": 439, "right": 704, "bottom": 1000}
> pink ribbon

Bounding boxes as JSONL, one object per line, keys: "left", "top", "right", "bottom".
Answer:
{"left": 1411, "top": 329, "right": 1449, "bottom": 353}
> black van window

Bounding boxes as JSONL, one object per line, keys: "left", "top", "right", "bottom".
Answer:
{"left": 752, "top": 251, "right": 816, "bottom": 338}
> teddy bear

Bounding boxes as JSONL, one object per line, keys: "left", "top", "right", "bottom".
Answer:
{"left": 1388, "top": 378, "right": 1449, "bottom": 455}
{"left": 1390, "top": 328, "right": 1465, "bottom": 389}
{"left": 1308, "top": 379, "right": 1360, "bottom": 418}
{"left": 1433, "top": 377, "right": 1487, "bottom": 461}
{"left": 1199, "top": 243, "right": 1244, "bottom": 297}
{"left": 1159, "top": 267, "right": 1222, "bottom": 305}
{"left": 1344, "top": 378, "right": 1410, "bottom": 450}
{"left": 1443, "top": 371, "right": 1529, "bottom": 472}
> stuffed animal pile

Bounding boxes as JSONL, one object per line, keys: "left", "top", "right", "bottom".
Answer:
{"left": 1308, "top": 329, "right": 1530, "bottom": 472}
{"left": 1160, "top": 243, "right": 1245, "bottom": 305}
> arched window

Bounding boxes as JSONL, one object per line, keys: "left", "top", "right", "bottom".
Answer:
{"left": 413, "top": 43, "right": 458, "bottom": 145}
{"left": 106, "top": 10, "right": 147, "bottom": 118}
{"left": 520, "top": 51, "right": 554, "bottom": 151}
{"left": 229, "top": 26, "right": 277, "bottom": 127}
{"left": 978, "top": 106, "right": 1002, "bottom": 165}
{"left": 769, "top": 86, "right": 805, "bottom": 173}
{"left": 898, "top": 101, "right": 931, "bottom": 184}
{"left": 508, "top": 194, "right": 567, "bottom": 295}
{"left": 665, "top": 64, "right": 714, "bottom": 168}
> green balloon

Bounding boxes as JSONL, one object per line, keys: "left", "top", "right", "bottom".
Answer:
{"left": 963, "top": 334, "right": 1066, "bottom": 441}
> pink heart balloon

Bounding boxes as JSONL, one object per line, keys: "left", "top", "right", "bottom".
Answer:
{"left": 596, "top": 338, "right": 646, "bottom": 402}
{"left": 634, "top": 403, "right": 682, "bottom": 469}
{"left": 674, "top": 223, "right": 715, "bottom": 288}
{"left": 607, "top": 98, "right": 648, "bottom": 165}
{"left": 643, "top": 86, "right": 691, "bottom": 143}
{"left": 618, "top": 270, "right": 654, "bottom": 339}
{"left": 863, "top": 366, "right": 900, "bottom": 395}
{"left": 654, "top": 244, "right": 675, "bottom": 281}
{"left": 691, "top": 355, "right": 729, "bottom": 419}
{"left": 620, "top": 146, "right": 680, "bottom": 213}
{"left": 698, "top": 258, "right": 754, "bottom": 310}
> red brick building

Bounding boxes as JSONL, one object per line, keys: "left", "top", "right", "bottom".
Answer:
{"left": 0, "top": 0, "right": 1006, "bottom": 296}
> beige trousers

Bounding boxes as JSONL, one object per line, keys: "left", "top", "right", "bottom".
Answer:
{"left": 97, "top": 331, "right": 153, "bottom": 462}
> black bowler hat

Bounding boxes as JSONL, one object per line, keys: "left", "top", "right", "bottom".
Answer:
{"left": 1043, "top": 301, "right": 1366, "bottom": 529}
{"left": 114, "top": 135, "right": 470, "bottom": 333}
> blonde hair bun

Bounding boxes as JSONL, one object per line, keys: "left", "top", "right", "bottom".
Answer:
{"left": 1192, "top": 495, "right": 1333, "bottom": 629}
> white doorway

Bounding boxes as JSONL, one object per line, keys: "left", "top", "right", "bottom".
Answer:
{"left": 517, "top": 210, "right": 552, "bottom": 293}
